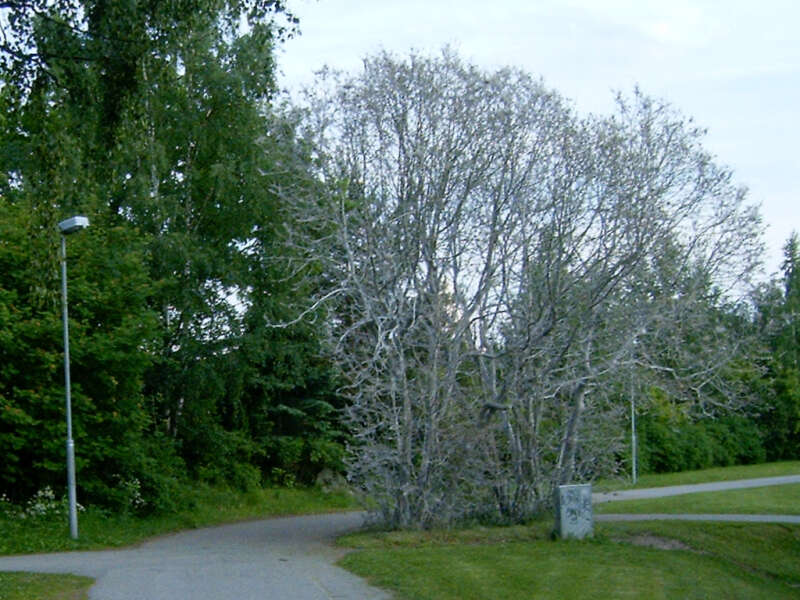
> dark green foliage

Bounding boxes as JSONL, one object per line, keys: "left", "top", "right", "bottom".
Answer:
{"left": 751, "top": 234, "right": 800, "bottom": 461}
{"left": 626, "top": 260, "right": 797, "bottom": 476}
{"left": 236, "top": 316, "right": 347, "bottom": 485}
{"left": 0, "top": 200, "right": 160, "bottom": 506}
{"left": 0, "top": 0, "right": 344, "bottom": 511}
{"left": 639, "top": 411, "right": 766, "bottom": 474}
{"left": 758, "top": 366, "right": 800, "bottom": 460}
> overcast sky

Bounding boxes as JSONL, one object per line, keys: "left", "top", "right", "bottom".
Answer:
{"left": 277, "top": 0, "right": 799, "bottom": 279}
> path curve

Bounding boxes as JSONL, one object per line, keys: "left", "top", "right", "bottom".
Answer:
{"left": 0, "top": 512, "right": 391, "bottom": 600}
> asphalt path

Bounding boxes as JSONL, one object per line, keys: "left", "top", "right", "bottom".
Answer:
{"left": 594, "top": 474, "right": 800, "bottom": 524}
{"left": 592, "top": 474, "right": 800, "bottom": 504}
{"left": 0, "top": 512, "right": 391, "bottom": 600}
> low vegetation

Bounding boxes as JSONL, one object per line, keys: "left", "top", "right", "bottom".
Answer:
{"left": 0, "top": 572, "right": 92, "bottom": 600}
{"left": 3, "top": 463, "right": 800, "bottom": 599}
{"left": 605, "top": 521, "right": 800, "bottom": 586}
{"left": 340, "top": 520, "right": 800, "bottom": 599}
{"left": 337, "top": 463, "right": 800, "bottom": 599}
{"left": 0, "top": 485, "right": 355, "bottom": 556}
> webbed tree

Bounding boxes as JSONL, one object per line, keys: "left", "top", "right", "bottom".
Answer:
{"left": 300, "top": 50, "right": 763, "bottom": 527}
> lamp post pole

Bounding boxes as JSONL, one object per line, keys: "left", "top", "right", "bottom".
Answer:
{"left": 630, "top": 392, "right": 638, "bottom": 485}
{"left": 59, "top": 216, "right": 89, "bottom": 540}
{"left": 630, "top": 373, "right": 638, "bottom": 485}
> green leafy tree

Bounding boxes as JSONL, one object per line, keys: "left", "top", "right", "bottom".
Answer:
{"left": 0, "top": 189, "right": 160, "bottom": 505}
{"left": 1, "top": 0, "right": 342, "bottom": 505}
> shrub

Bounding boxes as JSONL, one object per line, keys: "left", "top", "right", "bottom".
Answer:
{"left": 639, "top": 413, "right": 766, "bottom": 474}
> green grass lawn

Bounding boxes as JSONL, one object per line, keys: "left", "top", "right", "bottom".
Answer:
{"left": 602, "top": 521, "right": 800, "bottom": 585}
{"left": 0, "top": 572, "right": 92, "bottom": 600}
{"left": 595, "top": 460, "right": 800, "bottom": 492}
{"left": 0, "top": 485, "right": 356, "bottom": 599}
{"left": 340, "top": 520, "right": 800, "bottom": 599}
{"left": 338, "top": 461, "right": 800, "bottom": 599}
{"left": 596, "top": 482, "right": 800, "bottom": 515}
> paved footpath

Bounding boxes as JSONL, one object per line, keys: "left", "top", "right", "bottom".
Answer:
{"left": 593, "top": 474, "right": 800, "bottom": 524}
{"left": 592, "top": 474, "right": 800, "bottom": 504}
{"left": 0, "top": 512, "right": 391, "bottom": 600}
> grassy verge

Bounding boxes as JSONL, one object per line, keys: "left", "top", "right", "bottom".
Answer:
{"left": 0, "top": 572, "right": 93, "bottom": 600}
{"left": 595, "top": 460, "right": 800, "bottom": 492}
{"left": 602, "top": 521, "right": 800, "bottom": 585}
{"left": 596, "top": 482, "right": 800, "bottom": 515}
{"left": 339, "top": 520, "right": 800, "bottom": 599}
{"left": 0, "top": 484, "right": 356, "bottom": 600}
{"left": 340, "top": 465, "right": 800, "bottom": 599}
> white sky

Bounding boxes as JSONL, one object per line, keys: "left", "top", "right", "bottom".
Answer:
{"left": 277, "top": 0, "right": 799, "bottom": 279}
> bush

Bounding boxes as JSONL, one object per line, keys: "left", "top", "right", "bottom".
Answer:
{"left": 758, "top": 367, "right": 800, "bottom": 461}
{"left": 639, "top": 413, "right": 766, "bottom": 474}
{"left": 106, "top": 432, "right": 191, "bottom": 515}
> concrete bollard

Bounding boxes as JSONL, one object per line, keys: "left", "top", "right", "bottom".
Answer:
{"left": 555, "top": 483, "right": 593, "bottom": 539}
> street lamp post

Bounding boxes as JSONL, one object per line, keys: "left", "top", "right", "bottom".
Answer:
{"left": 630, "top": 388, "right": 638, "bottom": 485}
{"left": 58, "top": 215, "right": 89, "bottom": 540}
{"left": 629, "top": 369, "right": 638, "bottom": 486}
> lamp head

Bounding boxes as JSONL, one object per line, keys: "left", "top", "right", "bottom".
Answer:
{"left": 58, "top": 216, "right": 90, "bottom": 235}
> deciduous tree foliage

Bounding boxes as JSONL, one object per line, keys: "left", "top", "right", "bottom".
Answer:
{"left": 0, "top": 0, "right": 341, "bottom": 508}
{"left": 300, "top": 50, "right": 763, "bottom": 527}
{"left": 0, "top": 188, "right": 158, "bottom": 503}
